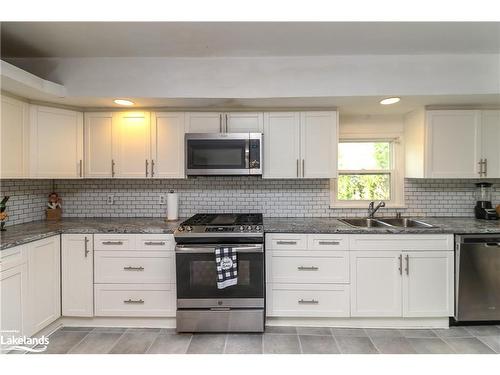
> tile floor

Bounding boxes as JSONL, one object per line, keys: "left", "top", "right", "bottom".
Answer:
{"left": 16, "top": 325, "right": 500, "bottom": 354}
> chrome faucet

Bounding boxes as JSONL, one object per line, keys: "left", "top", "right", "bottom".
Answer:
{"left": 368, "top": 201, "right": 386, "bottom": 218}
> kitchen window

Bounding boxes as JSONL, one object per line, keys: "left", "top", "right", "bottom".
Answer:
{"left": 331, "top": 137, "right": 404, "bottom": 208}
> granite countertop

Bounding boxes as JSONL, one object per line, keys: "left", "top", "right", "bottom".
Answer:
{"left": 1, "top": 217, "right": 500, "bottom": 251}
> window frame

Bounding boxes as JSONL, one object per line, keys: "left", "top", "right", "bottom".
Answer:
{"left": 330, "top": 133, "right": 405, "bottom": 208}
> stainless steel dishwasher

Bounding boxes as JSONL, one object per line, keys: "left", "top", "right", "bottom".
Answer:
{"left": 455, "top": 234, "right": 500, "bottom": 322}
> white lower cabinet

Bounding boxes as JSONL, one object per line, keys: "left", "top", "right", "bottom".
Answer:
{"left": 26, "top": 236, "right": 61, "bottom": 335}
{"left": 93, "top": 234, "right": 176, "bottom": 317}
{"left": 1, "top": 247, "right": 29, "bottom": 347}
{"left": 61, "top": 234, "right": 94, "bottom": 317}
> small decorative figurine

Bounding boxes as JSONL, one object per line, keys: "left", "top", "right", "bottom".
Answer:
{"left": 0, "top": 196, "right": 9, "bottom": 231}
{"left": 46, "top": 192, "right": 62, "bottom": 221}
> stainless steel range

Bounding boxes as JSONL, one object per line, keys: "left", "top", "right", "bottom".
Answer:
{"left": 174, "top": 213, "right": 265, "bottom": 333}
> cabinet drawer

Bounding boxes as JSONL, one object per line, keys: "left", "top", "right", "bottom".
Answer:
{"left": 94, "top": 283, "right": 175, "bottom": 317}
{"left": 267, "top": 284, "right": 350, "bottom": 317}
{"left": 267, "top": 251, "right": 349, "bottom": 284}
{"left": 349, "top": 234, "right": 454, "bottom": 251}
{"left": 0, "top": 245, "right": 27, "bottom": 271}
{"left": 308, "top": 234, "right": 349, "bottom": 250}
{"left": 136, "top": 234, "right": 175, "bottom": 251}
{"left": 94, "top": 234, "right": 136, "bottom": 251}
{"left": 266, "top": 234, "right": 307, "bottom": 250}
{"left": 95, "top": 251, "right": 174, "bottom": 284}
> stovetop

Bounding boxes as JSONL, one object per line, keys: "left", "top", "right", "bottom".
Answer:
{"left": 182, "top": 213, "right": 263, "bottom": 226}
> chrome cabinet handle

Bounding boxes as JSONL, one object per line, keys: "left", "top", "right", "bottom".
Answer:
{"left": 124, "top": 299, "right": 144, "bottom": 304}
{"left": 484, "top": 158, "right": 488, "bottom": 177}
{"left": 318, "top": 241, "right": 340, "bottom": 245}
{"left": 151, "top": 160, "right": 155, "bottom": 177}
{"left": 297, "top": 266, "right": 319, "bottom": 271}
{"left": 111, "top": 159, "right": 115, "bottom": 177}
{"left": 123, "top": 266, "right": 144, "bottom": 271}
{"left": 79, "top": 159, "right": 83, "bottom": 177}
{"left": 298, "top": 299, "right": 319, "bottom": 304}
{"left": 144, "top": 241, "right": 165, "bottom": 246}
{"left": 405, "top": 254, "right": 409, "bottom": 275}
{"left": 225, "top": 114, "right": 228, "bottom": 132}
{"left": 398, "top": 254, "right": 402, "bottom": 275}
{"left": 102, "top": 241, "right": 123, "bottom": 245}
{"left": 296, "top": 159, "right": 299, "bottom": 177}
{"left": 276, "top": 240, "right": 297, "bottom": 245}
{"left": 302, "top": 159, "right": 305, "bottom": 177}
{"left": 84, "top": 236, "right": 90, "bottom": 258}
{"left": 145, "top": 159, "right": 149, "bottom": 177}
{"left": 219, "top": 114, "right": 223, "bottom": 132}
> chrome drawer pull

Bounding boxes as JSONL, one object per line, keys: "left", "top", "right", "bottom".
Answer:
{"left": 123, "top": 266, "right": 144, "bottom": 271}
{"left": 297, "top": 266, "right": 319, "bottom": 271}
{"left": 144, "top": 241, "right": 166, "bottom": 246}
{"left": 298, "top": 299, "right": 319, "bottom": 304}
{"left": 102, "top": 241, "right": 123, "bottom": 245}
{"left": 318, "top": 241, "right": 340, "bottom": 245}
{"left": 276, "top": 241, "right": 297, "bottom": 245}
{"left": 124, "top": 299, "right": 144, "bottom": 304}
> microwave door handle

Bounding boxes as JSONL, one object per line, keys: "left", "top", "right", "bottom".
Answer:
{"left": 245, "top": 139, "right": 250, "bottom": 169}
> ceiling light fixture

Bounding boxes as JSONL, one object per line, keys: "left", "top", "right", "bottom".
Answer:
{"left": 380, "top": 97, "right": 401, "bottom": 105}
{"left": 113, "top": 99, "right": 134, "bottom": 106}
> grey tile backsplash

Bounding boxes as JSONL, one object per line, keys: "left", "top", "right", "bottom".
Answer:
{"left": 1, "top": 177, "right": 499, "bottom": 226}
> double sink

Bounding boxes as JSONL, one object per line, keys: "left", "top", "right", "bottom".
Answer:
{"left": 339, "top": 218, "right": 435, "bottom": 229}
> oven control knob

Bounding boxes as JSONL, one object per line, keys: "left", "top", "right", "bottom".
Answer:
{"left": 186, "top": 226, "right": 193, "bottom": 232}
{"left": 255, "top": 225, "right": 261, "bottom": 231}
{"left": 247, "top": 225, "right": 252, "bottom": 231}
{"left": 239, "top": 225, "right": 245, "bottom": 231}
{"left": 178, "top": 226, "right": 184, "bottom": 232}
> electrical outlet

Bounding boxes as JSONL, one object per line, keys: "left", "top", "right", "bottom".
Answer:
{"left": 107, "top": 195, "right": 114, "bottom": 205}
{"left": 159, "top": 194, "right": 166, "bottom": 205}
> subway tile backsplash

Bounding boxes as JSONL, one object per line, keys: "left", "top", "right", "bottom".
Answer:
{"left": 1, "top": 177, "right": 499, "bottom": 226}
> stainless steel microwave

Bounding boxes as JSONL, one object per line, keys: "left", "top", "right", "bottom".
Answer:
{"left": 185, "top": 133, "right": 262, "bottom": 176}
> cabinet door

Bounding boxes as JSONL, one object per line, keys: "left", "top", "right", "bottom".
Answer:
{"left": 1, "top": 95, "right": 29, "bottom": 178}
{"left": 225, "top": 112, "right": 264, "bottom": 133}
{"left": 263, "top": 112, "right": 301, "bottom": 178}
{"left": 27, "top": 236, "right": 61, "bottom": 335}
{"left": 30, "top": 106, "right": 83, "bottom": 178}
{"left": 152, "top": 112, "right": 185, "bottom": 178}
{"left": 481, "top": 110, "right": 500, "bottom": 178}
{"left": 426, "top": 110, "right": 481, "bottom": 178}
{"left": 300, "top": 111, "right": 338, "bottom": 178}
{"left": 350, "top": 251, "right": 402, "bottom": 317}
{"left": 185, "top": 112, "right": 222, "bottom": 133}
{"left": 112, "top": 112, "right": 151, "bottom": 178}
{"left": 402, "top": 251, "right": 454, "bottom": 317}
{"left": 61, "top": 234, "right": 93, "bottom": 317}
{"left": 0, "top": 263, "right": 29, "bottom": 346}
{"left": 84, "top": 112, "right": 113, "bottom": 178}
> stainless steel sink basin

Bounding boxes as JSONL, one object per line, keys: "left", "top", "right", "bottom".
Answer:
{"left": 339, "top": 218, "right": 394, "bottom": 228}
{"left": 378, "top": 218, "right": 435, "bottom": 228}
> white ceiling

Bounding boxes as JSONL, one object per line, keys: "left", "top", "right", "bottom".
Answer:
{"left": 2, "top": 22, "right": 500, "bottom": 58}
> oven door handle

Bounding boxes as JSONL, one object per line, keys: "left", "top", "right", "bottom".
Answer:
{"left": 175, "top": 245, "right": 263, "bottom": 253}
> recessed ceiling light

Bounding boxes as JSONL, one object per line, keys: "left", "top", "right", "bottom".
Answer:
{"left": 380, "top": 97, "right": 401, "bottom": 105}
{"left": 114, "top": 99, "right": 134, "bottom": 106}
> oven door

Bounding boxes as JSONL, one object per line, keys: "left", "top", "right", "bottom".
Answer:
{"left": 185, "top": 133, "right": 251, "bottom": 175}
{"left": 175, "top": 244, "right": 264, "bottom": 308}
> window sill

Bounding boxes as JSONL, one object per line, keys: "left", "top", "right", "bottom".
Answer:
{"left": 329, "top": 203, "right": 407, "bottom": 210}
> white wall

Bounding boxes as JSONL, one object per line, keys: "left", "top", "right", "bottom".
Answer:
{"left": 6, "top": 54, "right": 499, "bottom": 99}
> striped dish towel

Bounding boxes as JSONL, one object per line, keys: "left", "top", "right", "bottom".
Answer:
{"left": 215, "top": 247, "right": 238, "bottom": 289}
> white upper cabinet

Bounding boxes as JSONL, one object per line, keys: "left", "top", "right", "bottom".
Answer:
{"left": 263, "top": 112, "right": 301, "bottom": 178}
{"left": 61, "top": 234, "right": 94, "bottom": 317}
{"left": 480, "top": 110, "right": 500, "bottom": 178}
{"left": 30, "top": 105, "right": 83, "bottom": 178}
{"left": 152, "top": 112, "right": 185, "bottom": 178}
{"left": 185, "top": 112, "right": 222, "bottom": 133}
{"left": 300, "top": 112, "right": 338, "bottom": 178}
{"left": 84, "top": 112, "right": 113, "bottom": 178}
{"left": 112, "top": 111, "right": 151, "bottom": 178}
{"left": 404, "top": 109, "right": 499, "bottom": 178}
{"left": 264, "top": 111, "right": 338, "bottom": 179}
{"left": 225, "top": 112, "right": 264, "bottom": 133}
{"left": 1, "top": 95, "right": 29, "bottom": 178}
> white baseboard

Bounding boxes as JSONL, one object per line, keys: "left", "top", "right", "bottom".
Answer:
{"left": 266, "top": 317, "right": 450, "bottom": 329}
